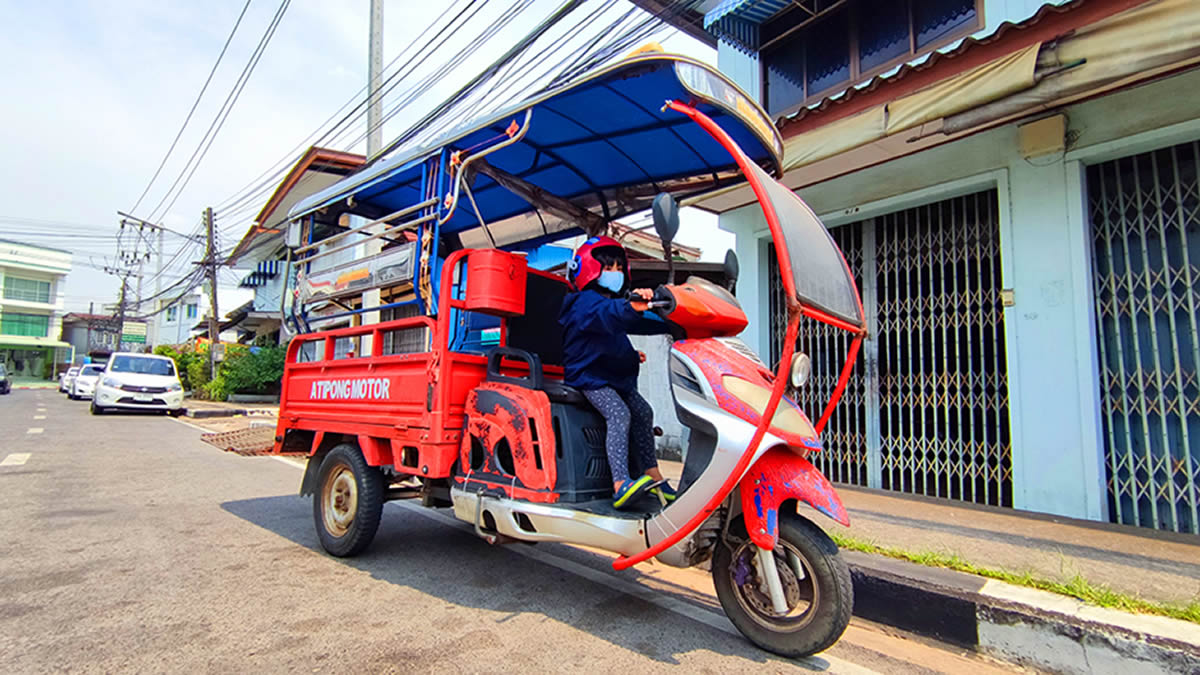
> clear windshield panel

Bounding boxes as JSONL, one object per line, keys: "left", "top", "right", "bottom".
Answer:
{"left": 81, "top": 365, "right": 104, "bottom": 376}
{"left": 685, "top": 275, "right": 742, "bottom": 311}
{"left": 744, "top": 162, "right": 864, "bottom": 328}
{"left": 110, "top": 355, "right": 175, "bottom": 377}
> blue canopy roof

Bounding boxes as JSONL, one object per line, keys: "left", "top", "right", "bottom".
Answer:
{"left": 289, "top": 54, "right": 781, "bottom": 245}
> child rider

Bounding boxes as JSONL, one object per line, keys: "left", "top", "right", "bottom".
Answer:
{"left": 560, "top": 236, "right": 676, "bottom": 509}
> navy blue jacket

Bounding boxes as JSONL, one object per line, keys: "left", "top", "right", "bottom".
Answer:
{"left": 559, "top": 289, "right": 670, "bottom": 393}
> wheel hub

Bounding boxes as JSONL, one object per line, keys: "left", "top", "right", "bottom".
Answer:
{"left": 322, "top": 465, "right": 357, "bottom": 537}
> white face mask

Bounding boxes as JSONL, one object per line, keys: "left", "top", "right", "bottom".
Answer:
{"left": 597, "top": 270, "right": 624, "bottom": 293}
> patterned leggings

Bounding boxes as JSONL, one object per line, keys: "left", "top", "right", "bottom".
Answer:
{"left": 582, "top": 387, "right": 658, "bottom": 484}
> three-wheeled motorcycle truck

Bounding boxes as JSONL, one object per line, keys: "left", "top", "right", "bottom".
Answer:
{"left": 207, "top": 52, "right": 866, "bottom": 658}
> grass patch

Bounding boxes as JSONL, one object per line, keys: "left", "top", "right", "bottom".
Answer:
{"left": 830, "top": 532, "right": 1200, "bottom": 625}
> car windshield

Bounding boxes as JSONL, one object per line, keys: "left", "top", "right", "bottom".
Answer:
{"left": 0, "top": 365, "right": 7, "bottom": 376}
{"left": 80, "top": 365, "right": 104, "bottom": 376}
{"left": 68, "top": 368, "right": 79, "bottom": 375}
{"left": 109, "top": 356, "right": 175, "bottom": 377}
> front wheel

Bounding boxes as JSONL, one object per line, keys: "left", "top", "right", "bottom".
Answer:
{"left": 312, "top": 444, "right": 385, "bottom": 557}
{"left": 90, "top": 403, "right": 104, "bottom": 415}
{"left": 712, "top": 513, "right": 853, "bottom": 658}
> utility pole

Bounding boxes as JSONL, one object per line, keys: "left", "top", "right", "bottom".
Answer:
{"left": 204, "top": 206, "right": 219, "bottom": 377}
{"left": 115, "top": 275, "right": 128, "bottom": 352}
{"left": 367, "top": 0, "right": 384, "bottom": 159}
{"left": 362, "top": 0, "right": 385, "bottom": 348}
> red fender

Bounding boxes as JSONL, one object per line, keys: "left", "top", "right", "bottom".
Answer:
{"left": 739, "top": 447, "right": 849, "bottom": 550}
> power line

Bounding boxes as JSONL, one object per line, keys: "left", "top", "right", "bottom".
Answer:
{"left": 212, "top": 0, "right": 479, "bottom": 219}
{"left": 127, "top": 0, "right": 255, "bottom": 215}
{"left": 146, "top": 0, "right": 292, "bottom": 224}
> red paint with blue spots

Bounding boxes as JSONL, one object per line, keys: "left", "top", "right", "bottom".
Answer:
{"left": 674, "top": 339, "right": 821, "bottom": 451}
{"left": 739, "top": 447, "right": 849, "bottom": 550}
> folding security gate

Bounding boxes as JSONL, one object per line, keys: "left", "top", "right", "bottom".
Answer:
{"left": 770, "top": 190, "right": 1013, "bottom": 507}
{"left": 1088, "top": 140, "right": 1200, "bottom": 534}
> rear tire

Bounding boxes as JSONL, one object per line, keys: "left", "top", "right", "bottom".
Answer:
{"left": 712, "top": 512, "right": 853, "bottom": 658}
{"left": 313, "top": 444, "right": 385, "bottom": 557}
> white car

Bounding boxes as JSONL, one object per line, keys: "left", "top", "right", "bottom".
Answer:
{"left": 92, "top": 353, "right": 184, "bottom": 415}
{"left": 60, "top": 366, "right": 80, "bottom": 393}
{"left": 69, "top": 364, "right": 105, "bottom": 400}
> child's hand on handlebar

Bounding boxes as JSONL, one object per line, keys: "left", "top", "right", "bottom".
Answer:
{"left": 629, "top": 288, "right": 653, "bottom": 312}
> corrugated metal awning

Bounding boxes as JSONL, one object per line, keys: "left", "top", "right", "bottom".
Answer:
{"left": 703, "top": 0, "right": 793, "bottom": 53}
{"left": 239, "top": 260, "right": 280, "bottom": 288}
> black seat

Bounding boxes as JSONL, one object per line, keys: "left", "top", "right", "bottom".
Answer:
{"left": 543, "top": 380, "right": 586, "bottom": 405}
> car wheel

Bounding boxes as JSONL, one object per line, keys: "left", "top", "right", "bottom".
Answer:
{"left": 90, "top": 403, "right": 105, "bottom": 415}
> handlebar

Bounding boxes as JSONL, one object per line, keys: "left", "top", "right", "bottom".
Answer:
{"left": 627, "top": 286, "right": 676, "bottom": 316}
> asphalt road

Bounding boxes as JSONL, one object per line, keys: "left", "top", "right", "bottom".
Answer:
{"left": 0, "top": 389, "right": 1021, "bottom": 673}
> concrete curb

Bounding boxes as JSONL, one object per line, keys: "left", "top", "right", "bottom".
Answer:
{"left": 845, "top": 551, "right": 1200, "bottom": 674}
{"left": 183, "top": 407, "right": 277, "bottom": 419}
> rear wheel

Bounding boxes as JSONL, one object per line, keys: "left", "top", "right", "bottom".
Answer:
{"left": 313, "top": 444, "right": 385, "bottom": 557}
{"left": 712, "top": 512, "right": 853, "bottom": 658}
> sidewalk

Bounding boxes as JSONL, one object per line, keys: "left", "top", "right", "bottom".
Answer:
{"left": 658, "top": 459, "right": 1200, "bottom": 608}
{"left": 182, "top": 398, "right": 278, "bottom": 418}
{"left": 657, "top": 458, "right": 1200, "bottom": 672}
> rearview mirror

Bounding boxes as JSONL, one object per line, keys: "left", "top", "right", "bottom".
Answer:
{"left": 723, "top": 248, "right": 739, "bottom": 291}
{"left": 651, "top": 193, "right": 679, "bottom": 250}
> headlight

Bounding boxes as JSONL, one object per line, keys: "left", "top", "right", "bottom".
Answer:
{"left": 721, "top": 375, "right": 816, "bottom": 438}
{"left": 166, "top": 382, "right": 183, "bottom": 392}
{"left": 102, "top": 377, "right": 121, "bottom": 388}
{"left": 790, "top": 353, "right": 812, "bottom": 388}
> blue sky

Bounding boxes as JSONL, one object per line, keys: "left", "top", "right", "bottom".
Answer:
{"left": 0, "top": 1, "right": 724, "bottom": 314}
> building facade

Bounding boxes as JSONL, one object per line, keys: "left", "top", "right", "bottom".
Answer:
{"left": 59, "top": 313, "right": 120, "bottom": 364}
{"left": 649, "top": 0, "right": 1200, "bottom": 534}
{"left": 155, "top": 292, "right": 203, "bottom": 346}
{"left": 0, "top": 239, "right": 73, "bottom": 379}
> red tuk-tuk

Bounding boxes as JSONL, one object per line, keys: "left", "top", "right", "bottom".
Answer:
{"left": 209, "top": 51, "right": 865, "bottom": 658}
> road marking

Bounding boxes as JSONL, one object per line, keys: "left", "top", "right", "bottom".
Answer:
{"left": 266, "top": 457, "right": 876, "bottom": 674}
{"left": 27, "top": 428, "right": 44, "bottom": 435}
{"left": 36, "top": 408, "right": 47, "bottom": 413}
{"left": 168, "top": 417, "right": 210, "bottom": 433}
{"left": 0, "top": 453, "right": 31, "bottom": 467}
{"left": 34, "top": 415, "right": 46, "bottom": 420}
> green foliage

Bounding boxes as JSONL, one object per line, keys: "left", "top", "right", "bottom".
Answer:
{"left": 828, "top": 532, "right": 1200, "bottom": 624}
{"left": 219, "top": 345, "right": 285, "bottom": 395}
{"left": 152, "top": 341, "right": 284, "bottom": 400}
{"left": 203, "top": 375, "right": 230, "bottom": 401}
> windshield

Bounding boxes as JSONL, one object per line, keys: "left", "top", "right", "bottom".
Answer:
{"left": 109, "top": 356, "right": 175, "bottom": 377}
{"left": 743, "top": 160, "right": 864, "bottom": 329}
{"left": 0, "top": 365, "right": 6, "bottom": 376}
{"left": 68, "top": 368, "right": 79, "bottom": 375}
{"left": 80, "top": 365, "right": 104, "bottom": 376}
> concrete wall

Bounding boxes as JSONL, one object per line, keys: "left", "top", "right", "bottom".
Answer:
{"left": 720, "top": 67, "right": 1200, "bottom": 521}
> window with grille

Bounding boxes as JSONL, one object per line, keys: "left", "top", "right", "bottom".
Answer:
{"left": 3, "top": 277, "right": 51, "bottom": 303}
{"left": 186, "top": 304, "right": 198, "bottom": 319}
{"left": 762, "top": 0, "right": 983, "bottom": 116}
{"left": 166, "top": 306, "right": 178, "bottom": 322}
{"left": 1, "top": 312, "right": 50, "bottom": 337}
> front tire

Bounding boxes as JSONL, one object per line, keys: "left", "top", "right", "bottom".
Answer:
{"left": 90, "top": 403, "right": 104, "bottom": 415}
{"left": 312, "top": 444, "right": 385, "bottom": 557}
{"left": 712, "top": 512, "right": 853, "bottom": 658}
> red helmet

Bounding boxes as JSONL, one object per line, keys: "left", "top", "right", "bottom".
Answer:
{"left": 567, "top": 235, "right": 629, "bottom": 291}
